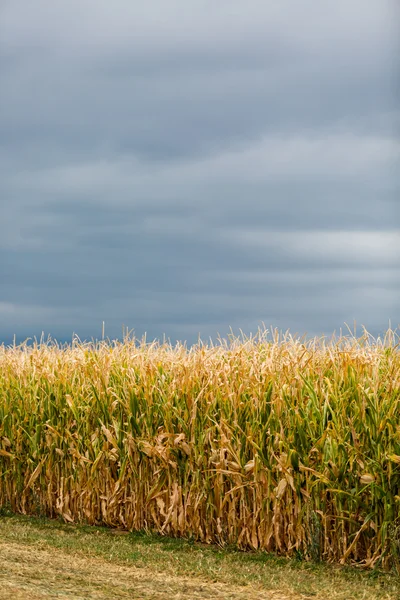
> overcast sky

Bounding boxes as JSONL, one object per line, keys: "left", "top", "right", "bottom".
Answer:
{"left": 1, "top": 0, "right": 399, "bottom": 347}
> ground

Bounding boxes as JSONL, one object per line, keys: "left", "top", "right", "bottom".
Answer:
{"left": 0, "top": 514, "right": 398, "bottom": 600}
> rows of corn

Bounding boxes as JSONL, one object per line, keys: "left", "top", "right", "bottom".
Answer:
{"left": 0, "top": 327, "right": 399, "bottom": 568}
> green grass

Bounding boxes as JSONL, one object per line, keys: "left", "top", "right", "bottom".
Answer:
{"left": 0, "top": 512, "right": 399, "bottom": 599}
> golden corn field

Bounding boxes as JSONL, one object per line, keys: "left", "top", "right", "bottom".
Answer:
{"left": 1, "top": 327, "right": 399, "bottom": 568}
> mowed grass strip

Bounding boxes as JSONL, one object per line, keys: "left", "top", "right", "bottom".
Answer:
{"left": 0, "top": 326, "right": 399, "bottom": 567}
{"left": 0, "top": 514, "right": 399, "bottom": 600}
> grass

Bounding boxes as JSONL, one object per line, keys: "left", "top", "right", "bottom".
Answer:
{"left": 0, "top": 512, "right": 399, "bottom": 599}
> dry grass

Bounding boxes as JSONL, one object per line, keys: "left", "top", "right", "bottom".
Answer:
{"left": 0, "top": 325, "right": 399, "bottom": 568}
{"left": 1, "top": 541, "right": 281, "bottom": 599}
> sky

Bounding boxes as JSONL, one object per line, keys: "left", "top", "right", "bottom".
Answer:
{"left": 1, "top": 0, "right": 399, "bottom": 348}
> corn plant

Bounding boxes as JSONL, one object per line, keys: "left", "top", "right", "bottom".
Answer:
{"left": 0, "top": 326, "right": 399, "bottom": 568}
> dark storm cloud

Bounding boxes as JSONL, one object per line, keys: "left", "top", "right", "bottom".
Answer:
{"left": 0, "top": 0, "right": 399, "bottom": 346}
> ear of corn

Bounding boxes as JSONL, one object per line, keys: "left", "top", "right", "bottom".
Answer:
{"left": 0, "top": 326, "right": 399, "bottom": 568}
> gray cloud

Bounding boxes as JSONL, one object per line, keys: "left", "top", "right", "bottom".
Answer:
{"left": 1, "top": 0, "right": 399, "bottom": 346}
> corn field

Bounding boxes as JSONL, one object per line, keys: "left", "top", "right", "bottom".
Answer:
{"left": 1, "top": 327, "right": 399, "bottom": 568}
